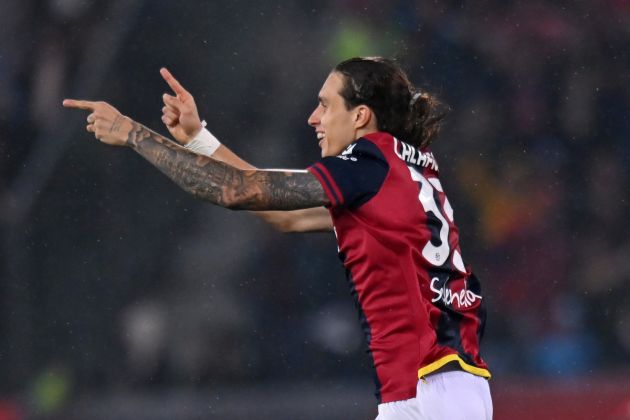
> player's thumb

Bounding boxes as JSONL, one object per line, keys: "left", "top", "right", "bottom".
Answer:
{"left": 163, "top": 93, "right": 184, "bottom": 111}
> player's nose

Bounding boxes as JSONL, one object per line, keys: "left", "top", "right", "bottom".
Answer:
{"left": 307, "top": 106, "right": 321, "bottom": 127}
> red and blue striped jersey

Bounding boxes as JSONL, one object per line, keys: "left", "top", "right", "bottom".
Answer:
{"left": 308, "top": 131, "right": 490, "bottom": 404}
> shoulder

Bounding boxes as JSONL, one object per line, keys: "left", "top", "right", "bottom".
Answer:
{"left": 334, "top": 137, "right": 388, "bottom": 165}
{"left": 308, "top": 137, "right": 391, "bottom": 209}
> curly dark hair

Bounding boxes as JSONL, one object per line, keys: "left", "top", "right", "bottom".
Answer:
{"left": 333, "top": 57, "right": 449, "bottom": 148}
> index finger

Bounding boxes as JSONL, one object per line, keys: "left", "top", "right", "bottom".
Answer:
{"left": 62, "top": 99, "right": 97, "bottom": 110}
{"left": 160, "top": 67, "right": 189, "bottom": 98}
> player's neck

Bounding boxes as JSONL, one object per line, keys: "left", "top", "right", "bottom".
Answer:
{"left": 355, "top": 125, "right": 379, "bottom": 140}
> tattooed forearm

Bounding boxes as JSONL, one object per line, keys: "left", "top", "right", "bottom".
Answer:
{"left": 125, "top": 122, "right": 329, "bottom": 210}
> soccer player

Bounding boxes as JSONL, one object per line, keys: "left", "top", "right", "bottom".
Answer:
{"left": 63, "top": 57, "right": 492, "bottom": 420}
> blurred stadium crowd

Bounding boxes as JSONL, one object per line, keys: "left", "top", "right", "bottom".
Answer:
{"left": 0, "top": 0, "right": 628, "bottom": 417}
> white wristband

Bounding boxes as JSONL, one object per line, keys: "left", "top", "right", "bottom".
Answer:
{"left": 185, "top": 121, "right": 221, "bottom": 157}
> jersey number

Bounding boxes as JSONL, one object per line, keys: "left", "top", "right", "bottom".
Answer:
{"left": 408, "top": 167, "right": 465, "bottom": 272}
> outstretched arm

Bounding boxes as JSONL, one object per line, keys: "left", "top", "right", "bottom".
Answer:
{"left": 158, "top": 68, "right": 333, "bottom": 231}
{"left": 62, "top": 99, "right": 329, "bottom": 211}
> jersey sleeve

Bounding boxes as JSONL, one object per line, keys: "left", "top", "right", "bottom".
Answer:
{"left": 307, "top": 138, "right": 389, "bottom": 209}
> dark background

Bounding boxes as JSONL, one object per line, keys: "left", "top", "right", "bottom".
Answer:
{"left": 1, "top": 1, "right": 629, "bottom": 419}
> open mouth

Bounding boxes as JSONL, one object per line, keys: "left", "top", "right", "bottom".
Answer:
{"left": 317, "top": 132, "right": 325, "bottom": 147}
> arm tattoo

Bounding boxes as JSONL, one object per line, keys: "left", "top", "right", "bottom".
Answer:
{"left": 124, "top": 121, "right": 329, "bottom": 210}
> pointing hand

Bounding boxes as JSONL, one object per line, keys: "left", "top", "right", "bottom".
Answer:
{"left": 160, "top": 68, "right": 202, "bottom": 144}
{"left": 62, "top": 99, "right": 133, "bottom": 146}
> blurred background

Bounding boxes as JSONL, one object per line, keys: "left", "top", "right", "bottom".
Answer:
{"left": 1, "top": 0, "right": 629, "bottom": 419}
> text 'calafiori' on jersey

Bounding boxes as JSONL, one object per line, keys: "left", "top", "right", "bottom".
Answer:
{"left": 393, "top": 138, "right": 439, "bottom": 171}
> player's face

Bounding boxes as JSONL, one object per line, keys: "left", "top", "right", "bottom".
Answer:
{"left": 308, "top": 72, "right": 358, "bottom": 158}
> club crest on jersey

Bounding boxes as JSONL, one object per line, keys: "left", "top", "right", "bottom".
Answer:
{"left": 430, "top": 277, "right": 482, "bottom": 310}
{"left": 336, "top": 143, "right": 358, "bottom": 161}
{"left": 393, "top": 138, "right": 438, "bottom": 171}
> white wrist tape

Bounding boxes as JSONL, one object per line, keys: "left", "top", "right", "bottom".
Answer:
{"left": 185, "top": 121, "right": 221, "bottom": 157}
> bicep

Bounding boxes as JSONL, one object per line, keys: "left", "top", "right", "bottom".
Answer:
{"left": 193, "top": 143, "right": 328, "bottom": 211}
{"left": 255, "top": 207, "right": 333, "bottom": 232}
{"left": 205, "top": 145, "right": 330, "bottom": 218}
{"left": 228, "top": 169, "right": 329, "bottom": 211}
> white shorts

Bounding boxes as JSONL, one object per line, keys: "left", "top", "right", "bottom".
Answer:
{"left": 375, "top": 371, "right": 493, "bottom": 420}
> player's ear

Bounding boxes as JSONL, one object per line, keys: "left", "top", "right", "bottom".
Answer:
{"left": 353, "top": 105, "right": 373, "bottom": 129}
